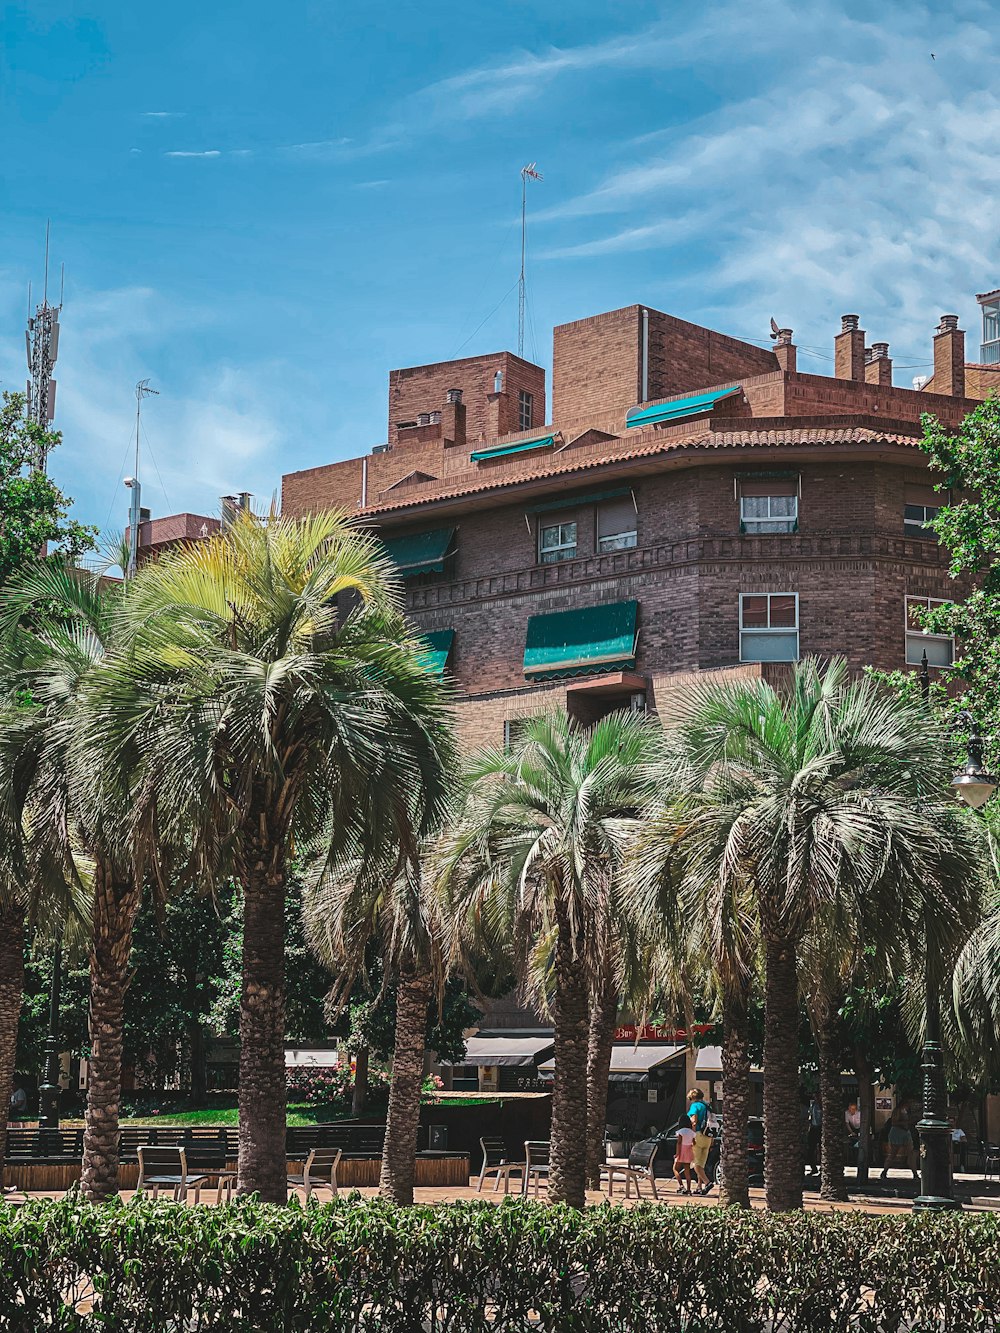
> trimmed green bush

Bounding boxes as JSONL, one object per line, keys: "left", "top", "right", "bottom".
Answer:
{"left": 1, "top": 1194, "right": 999, "bottom": 1330}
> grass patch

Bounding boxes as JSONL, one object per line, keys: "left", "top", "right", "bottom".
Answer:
{"left": 115, "top": 1102, "right": 361, "bottom": 1127}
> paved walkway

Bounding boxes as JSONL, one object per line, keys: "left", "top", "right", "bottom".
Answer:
{"left": 6, "top": 1168, "right": 1000, "bottom": 1215}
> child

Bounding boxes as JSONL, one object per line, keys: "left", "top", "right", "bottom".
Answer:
{"left": 673, "top": 1119, "right": 696, "bottom": 1194}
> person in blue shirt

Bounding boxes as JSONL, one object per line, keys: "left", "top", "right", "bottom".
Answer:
{"left": 687, "top": 1086, "right": 713, "bottom": 1195}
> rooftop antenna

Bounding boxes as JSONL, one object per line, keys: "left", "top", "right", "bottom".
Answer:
{"left": 518, "top": 163, "right": 542, "bottom": 359}
{"left": 25, "top": 219, "right": 63, "bottom": 470}
{"left": 124, "top": 378, "right": 159, "bottom": 578}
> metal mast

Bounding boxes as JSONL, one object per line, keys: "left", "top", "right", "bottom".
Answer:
{"left": 518, "top": 163, "right": 542, "bottom": 358}
{"left": 124, "top": 379, "right": 158, "bottom": 578}
{"left": 25, "top": 221, "right": 63, "bottom": 470}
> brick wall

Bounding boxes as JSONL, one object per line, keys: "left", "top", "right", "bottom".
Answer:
{"left": 388, "top": 351, "right": 545, "bottom": 444}
{"left": 552, "top": 305, "right": 778, "bottom": 425}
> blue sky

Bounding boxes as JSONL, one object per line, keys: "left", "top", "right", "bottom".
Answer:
{"left": 2, "top": 0, "right": 999, "bottom": 538}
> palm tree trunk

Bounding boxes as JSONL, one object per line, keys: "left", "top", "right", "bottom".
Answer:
{"left": 379, "top": 971, "right": 429, "bottom": 1204}
{"left": 236, "top": 856, "right": 287, "bottom": 1202}
{"left": 763, "top": 935, "right": 803, "bottom": 1211}
{"left": 719, "top": 982, "right": 751, "bottom": 1208}
{"left": 81, "top": 865, "right": 141, "bottom": 1203}
{"left": 815, "top": 994, "right": 848, "bottom": 1202}
{"left": 351, "top": 1044, "right": 369, "bottom": 1117}
{"left": 585, "top": 964, "right": 617, "bottom": 1189}
{"left": 550, "top": 900, "right": 590, "bottom": 1208}
{"left": 854, "top": 1046, "right": 874, "bottom": 1184}
{"left": 0, "top": 904, "right": 25, "bottom": 1184}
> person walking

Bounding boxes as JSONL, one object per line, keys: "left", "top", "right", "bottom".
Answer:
{"left": 881, "top": 1106, "right": 918, "bottom": 1181}
{"left": 673, "top": 1119, "right": 696, "bottom": 1195}
{"left": 805, "top": 1093, "right": 822, "bottom": 1176}
{"left": 687, "top": 1086, "right": 713, "bottom": 1196}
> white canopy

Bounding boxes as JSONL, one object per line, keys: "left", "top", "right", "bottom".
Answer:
{"left": 539, "top": 1043, "right": 685, "bottom": 1083}
{"left": 451, "top": 1033, "right": 555, "bottom": 1068}
{"left": 284, "top": 1048, "right": 340, "bottom": 1068}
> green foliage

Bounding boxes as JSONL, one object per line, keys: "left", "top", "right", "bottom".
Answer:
{"left": 0, "top": 392, "right": 96, "bottom": 588}
{"left": 2, "top": 1195, "right": 1000, "bottom": 1330}
{"left": 920, "top": 396, "right": 1000, "bottom": 763}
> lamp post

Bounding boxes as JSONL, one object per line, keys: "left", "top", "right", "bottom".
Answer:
{"left": 37, "top": 931, "right": 63, "bottom": 1132}
{"left": 914, "top": 656, "right": 996, "bottom": 1210}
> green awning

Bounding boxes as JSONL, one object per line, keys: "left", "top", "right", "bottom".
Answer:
{"left": 626, "top": 386, "right": 741, "bottom": 429}
{"left": 524, "top": 487, "right": 631, "bottom": 516}
{"left": 381, "top": 527, "right": 454, "bottom": 578}
{"left": 418, "top": 629, "right": 454, "bottom": 677}
{"left": 470, "top": 435, "right": 555, "bottom": 463}
{"left": 523, "top": 600, "right": 639, "bottom": 681}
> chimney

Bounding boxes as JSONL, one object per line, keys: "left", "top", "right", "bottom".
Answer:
{"left": 487, "top": 366, "right": 513, "bottom": 438}
{"left": 865, "top": 342, "right": 893, "bottom": 387}
{"left": 773, "top": 327, "right": 796, "bottom": 373}
{"left": 835, "top": 314, "right": 866, "bottom": 381}
{"left": 932, "top": 314, "right": 965, "bottom": 397}
{"left": 442, "top": 387, "right": 466, "bottom": 449}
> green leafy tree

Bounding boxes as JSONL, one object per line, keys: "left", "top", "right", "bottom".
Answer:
{"left": 0, "top": 392, "right": 95, "bottom": 583}
{"left": 920, "top": 396, "right": 1000, "bottom": 758}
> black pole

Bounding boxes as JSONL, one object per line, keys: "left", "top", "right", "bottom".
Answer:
{"left": 37, "top": 931, "right": 63, "bottom": 1131}
{"left": 913, "top": 651, "right": 958, "bottom": 1210}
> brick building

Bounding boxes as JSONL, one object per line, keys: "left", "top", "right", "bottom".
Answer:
{"left": 280, "top": 296, "right": 991, "bottom": 749}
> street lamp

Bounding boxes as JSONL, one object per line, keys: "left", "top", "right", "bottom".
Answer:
{"left": 914, "top": 661, "right": 996, "bottom": 1211}
{"left": 37, "top": 930, "right": 63, "bottom": 1134}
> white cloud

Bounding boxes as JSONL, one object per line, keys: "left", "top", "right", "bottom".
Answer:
{"left": 532, "top": 0, "right": 1000, "bottom": 363}
{"left": 0, "top": 282, "right": 296, "bottom": 535}
{"left": 165, "top": 149, "right": 222, "bottom": 158}
{"left": 142, "top": 110, "right": 184, "bottom": 119}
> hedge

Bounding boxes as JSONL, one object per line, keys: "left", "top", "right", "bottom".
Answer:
{"left": 1, "top": 1194, "right": 999, "bottom": 1331}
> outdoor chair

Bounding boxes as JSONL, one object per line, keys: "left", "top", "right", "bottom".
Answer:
{"left": 601, "top": 1138, "right": 660, "bottom": 1201}
{"left": 287, "top": 1148, "right": 342, "bottom": 1200}
{"left": 522, "top": 1141, "right": 550, "bottom": 1197}
{"left": 181, "top": 1135, "right": 237, "bottom": 1203}
{"left": 983, "top": 1144, "right": 1000, "bottom": 1180}
{"left": 477, "top": 1137, "right": 524, "bottom": 1194}
{"left": 136, "top": 1146, "right": 207, "bottom": 1203}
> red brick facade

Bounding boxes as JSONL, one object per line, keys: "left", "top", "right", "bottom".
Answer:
{"left": 277, "top": 300, "right": 982, "bottom": 747}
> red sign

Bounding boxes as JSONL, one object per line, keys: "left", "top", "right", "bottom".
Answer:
{"left": 614, "top": 1023, "right": 714, "bottom": 1043}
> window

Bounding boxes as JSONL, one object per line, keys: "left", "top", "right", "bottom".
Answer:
{"left": 503, "top": 717, "right": 535, "bottom": 751}
{"left": 539, "top": 520, "right": 577, "bottom": 564}
{"left": 518, "top": 389, "right": 534, "bottom": 431}
{"left": 739, "top": 593, "right": 799, "bottom": 662}
{"left": 904, "top": 484, "right": 946, "bottom": 540}
{"left": 596, "top": 496, "right": 637, "bottom": 552}
{"left": 738, "top": 477, "right": 798, "bottom": 534}
{"left": 905, "top": 597, "right": 954, "bottom": 667}
{"left": 983, "top": 299, "right": 1000, "bottom": 363}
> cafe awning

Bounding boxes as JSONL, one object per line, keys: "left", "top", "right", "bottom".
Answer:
{"left": 448, "top": 1033, "right": 555, "bottom": 1068}
{"left": 539, "top": 1043, "right": 685, "bottom": 1085}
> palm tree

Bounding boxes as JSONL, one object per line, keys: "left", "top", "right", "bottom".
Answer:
{"left": 635, "top": 782, "right": 759, "bottom": 1208}
{"left": 641, "top": 658, "right": 983, "bottom": 1211}
{"left": 303, "top": 850, "right": 445, "bottom": 1204}
{"left": 438, "top": 710, "right": 656, "bottom": 1209}
{"left": 87, "top": 508, "right": 453, "bottom": 1201}
{"left": 0, "top": 560, "right": 142, "bottom": 1202}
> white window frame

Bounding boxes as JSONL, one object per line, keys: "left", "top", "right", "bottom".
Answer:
{"left": 518, "top": 389, "right": 534, "bottom": 431}
{"left": 538, "top": 519, "right": 577, "bottom": 564}
{"left": 740, "top": 492, "right": 798, "bottom": 534}
{"left": 903, "top": 503, "right": 940, "bottom": 540}
{"left": 904, "top": 596, "right": 954, "bottom": 667}
{"left": 596, "top": 497, "right": 637, "bottom": 553}
{"left": 739, "top": 592, "right": 799, "bottom": 663}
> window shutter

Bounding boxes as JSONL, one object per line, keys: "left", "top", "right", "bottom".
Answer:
{"left": 597, "top": 497, "right": 636, "bottom": 539}
{"left": 739, "top": 476, "right": 798, "bottom": 497}
{"left": 905, "top": 484, "right": 946, "bottom": 507}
